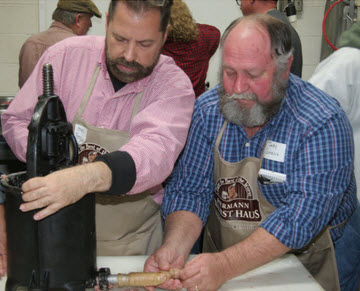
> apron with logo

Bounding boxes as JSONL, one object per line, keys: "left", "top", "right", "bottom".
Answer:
{"left": 72, "top": 65, "right": 163, "bottom": 256}
{"left": 203, "top": 121, "right": 340, "bottom": 291}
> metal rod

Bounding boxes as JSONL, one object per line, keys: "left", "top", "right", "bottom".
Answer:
{"left": 42, "top": 63, "right": 54, "bottom": 98}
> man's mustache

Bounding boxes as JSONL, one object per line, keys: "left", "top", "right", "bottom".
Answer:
{"left": 111, "top": 57, "right": 142, "bottom": 70}
{"left": 224, "top": 93, "right": 257, "bottom": 101}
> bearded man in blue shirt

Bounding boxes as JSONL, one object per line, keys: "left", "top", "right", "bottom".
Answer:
{"left": 144, "top": 14, "right": 360, "bottom": 291}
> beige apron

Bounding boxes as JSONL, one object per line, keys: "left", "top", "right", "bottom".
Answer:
{"left": 203, "top": 121, "right": 340, "bottom": 291}
{"left": 72, "top": 65, "right": 163, "bottom": 256}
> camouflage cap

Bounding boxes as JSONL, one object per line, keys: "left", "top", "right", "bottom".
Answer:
{"left": 57, "top": 0, "right": 102, "bottom": 18}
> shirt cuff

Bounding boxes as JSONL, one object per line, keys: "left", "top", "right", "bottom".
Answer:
{"left": 94, "top": 151, "right": 136, "bottom": 195}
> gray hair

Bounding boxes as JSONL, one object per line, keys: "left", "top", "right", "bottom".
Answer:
{"left": 221, "top": 14, "right": 293, "bottom": 70}
{"left": 52, "top": 8, "right": 81, "bottom": 25}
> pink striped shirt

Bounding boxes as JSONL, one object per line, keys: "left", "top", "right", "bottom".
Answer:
{"left": 2, "top": 35, "right": 195, "bottom": 203}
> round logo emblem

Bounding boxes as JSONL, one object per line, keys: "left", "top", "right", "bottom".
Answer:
{"left": 78, "top": 143, "right": 109, "bottom": 164}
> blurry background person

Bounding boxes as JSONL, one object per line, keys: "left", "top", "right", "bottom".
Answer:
{"left": 162, "top": 0, "right": 220, "bottom": 97}
{"left": 309, "top": 21, "right": 360, "bottom": 201}
{"left": 237, "top": 0, "right": 302, "bottom": 77}
{"left": 18, "top": 0, "right": 102, "bottom": 88}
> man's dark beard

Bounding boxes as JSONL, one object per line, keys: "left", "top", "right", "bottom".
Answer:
{"left": 106, "top": 46, "right": 160, "bottom": 83}
{"left": 218, "top": 68, "right": 288, "bottom": 128}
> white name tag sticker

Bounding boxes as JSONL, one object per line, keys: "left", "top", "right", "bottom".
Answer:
{"left": 74, "top": 124, "right": 87, "bottom": 145}
{"left": 263, "top": 140, "right": 286, "bottom": 163}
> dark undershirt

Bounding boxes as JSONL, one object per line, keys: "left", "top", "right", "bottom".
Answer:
{"left": 108, "top": 68, "right": 127, "bottom": 92}
{"left": 93, "top": 68, "right": 136, "bottom": 195}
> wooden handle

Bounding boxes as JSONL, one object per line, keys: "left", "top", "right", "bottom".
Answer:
{"left": 116, "top": 268, "right": 180, "bottom": 287}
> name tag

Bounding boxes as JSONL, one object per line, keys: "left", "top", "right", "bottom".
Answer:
{"left": 74, "top": 124, "right": 87, "bottom": 145}
{"left": 263, "top": 140, "right": 286, "bottom": 163}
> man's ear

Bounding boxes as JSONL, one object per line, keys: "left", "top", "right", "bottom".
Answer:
{"left": 70, "top": 14, "right": 82, "bottom": 35}
{"left": 74, "top": 13, "right": 82, "bottom": 26}
{"left": 283, "top": 54, "right": 294, "bottom": 78}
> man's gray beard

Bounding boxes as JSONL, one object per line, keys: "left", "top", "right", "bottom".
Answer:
{"left": 218, "top": 69, "right": 288, "bottom": 128}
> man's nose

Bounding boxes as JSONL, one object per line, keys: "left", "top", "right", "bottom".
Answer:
{"left": 233, "top": 75, "right": 249, "bottom": 94}
{"left": 124, "top": 42, "right": 136, "bottom": 63}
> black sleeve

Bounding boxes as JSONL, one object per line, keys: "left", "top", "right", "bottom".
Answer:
{"left": 94, "top": 151, "right": 136, "bottom": 195}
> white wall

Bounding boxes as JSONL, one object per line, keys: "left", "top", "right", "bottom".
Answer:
{"left": 0, "top": 0, "right": 39, "bottom": 96}
{"left": 0, "top": 0, "right": 328, "bottom": 96}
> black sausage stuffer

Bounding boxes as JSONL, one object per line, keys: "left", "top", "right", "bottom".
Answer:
{"left": 1, "top": 64, "right": 97, "bottom": 291}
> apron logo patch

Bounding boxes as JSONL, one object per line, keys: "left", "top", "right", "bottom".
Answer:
{"left": 78, "top": 143, "right": 109, "bottom": 164}
{"left": 215, "top": 177, "right": 261, "bottom": 222}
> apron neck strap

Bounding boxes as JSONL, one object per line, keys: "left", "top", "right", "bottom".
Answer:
{"left": 77, "top": 65, "right": 101, "bottom": 117}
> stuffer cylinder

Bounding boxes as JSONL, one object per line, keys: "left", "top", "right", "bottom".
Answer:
{"left": 1, "top": 64, "right": 96, "bottom": 291}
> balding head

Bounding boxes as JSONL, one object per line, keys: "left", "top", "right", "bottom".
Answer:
{"left": 221, "top": 14, "right": 293, "bottom": 70}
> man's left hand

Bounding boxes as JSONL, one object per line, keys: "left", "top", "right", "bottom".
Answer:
{"left": 180, "top": 252, "right": 227, "bottom": 291}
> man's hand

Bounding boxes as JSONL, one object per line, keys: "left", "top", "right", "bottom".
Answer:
{"left": 180, "top": 253, "right": 227, "bottom": 291}
{"left": 20, "top": 162, "right": 112, "bottom": 220}
{"left": 144, "top": 211, "right": 203, "bottom": 291}
{"left": 144, "top": 245, "right": 185, "bottom": 291}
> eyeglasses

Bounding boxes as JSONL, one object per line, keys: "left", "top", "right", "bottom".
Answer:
{"left": 236, "top": 0, "right": 241, "bottom": 6}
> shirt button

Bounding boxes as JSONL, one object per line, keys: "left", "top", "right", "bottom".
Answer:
{"left": 245, "top": 142, "right": 250, "bottom": 147}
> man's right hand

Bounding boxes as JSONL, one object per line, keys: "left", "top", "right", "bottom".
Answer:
{"left": 144, "top": 211, "right": 203, "bottom": 290}
{"left": 144, "top": 244, "right": 185, "bottom": 291}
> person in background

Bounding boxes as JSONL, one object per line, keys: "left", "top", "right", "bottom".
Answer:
{"left": 309, "top": 21, "right": 360, "bottom": 202}
{"left": 18, "top": 0, "right": 102, "bottom": 88}
{"left": 144, "top": 14, "right": 360, "bottom": 291}
{"left": 237, "top": 0, "right": 302, "bottom": 77}
{"left": 2, "top": 0, "right": 194, "bottom": 263}
{"left": 337, "top": 20, "right": 360, "bottom": 49}
{"left": 161, "top": 0, "right": 220, "bottom": 97}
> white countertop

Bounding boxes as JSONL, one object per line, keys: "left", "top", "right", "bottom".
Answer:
{"left": 0, "top": 254, "right": 324, "bottom": 290}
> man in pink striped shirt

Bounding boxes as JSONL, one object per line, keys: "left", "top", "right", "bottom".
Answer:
{"left": 1, "top": 0, "right": 194, "bottom": 256}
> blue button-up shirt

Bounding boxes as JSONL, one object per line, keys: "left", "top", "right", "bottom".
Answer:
{"left": 162, "top": 74, "right": 357, "bottom": 249}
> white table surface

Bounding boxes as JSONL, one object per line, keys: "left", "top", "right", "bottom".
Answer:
{"left": 0, "top": 254, "right": 324, "bottom": 290}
